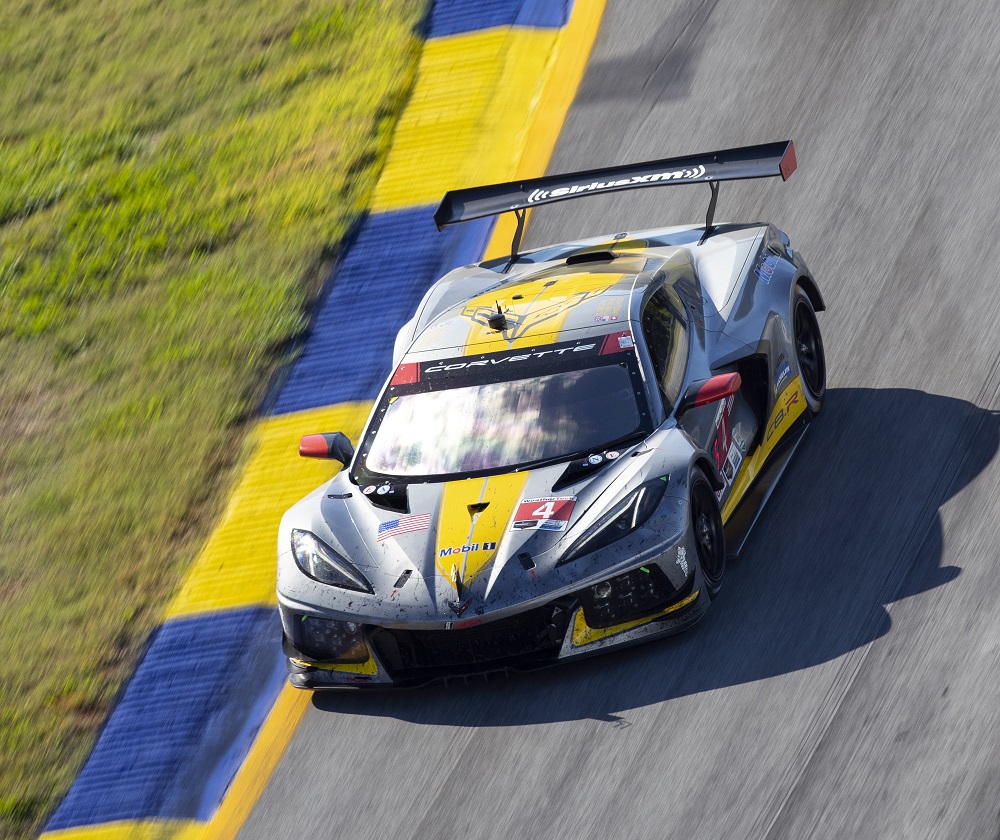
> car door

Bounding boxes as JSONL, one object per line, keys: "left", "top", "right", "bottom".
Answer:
{"left": 642, "top": 283, "right": 756, "bottom": 506}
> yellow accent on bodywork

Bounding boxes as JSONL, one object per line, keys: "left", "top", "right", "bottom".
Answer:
{"left": 721, "top": 377, "right": 807, "bottom": 523}
{"left": 571, "top": 590, "right": 700, "bottom": 646}
{"left": 166, "top": 402, "right": 373, "bottom": 618}
{"left": 461, "top": 272, "right": 626, "bottom": 353}
{"left": 290, "top": 655, "right": 378, "bottom": 675}
{"left": 435, "top": 472, "right": 531, "bottom": 587}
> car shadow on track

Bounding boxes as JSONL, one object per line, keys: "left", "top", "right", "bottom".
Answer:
{"left": 312, "top": 387, "right": 998, "bottom": 725}
{"left": 574, "top": 0, "right": 719, "bottom": 107}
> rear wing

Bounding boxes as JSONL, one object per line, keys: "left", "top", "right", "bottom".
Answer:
{"left": 434, "top": 140, "right": 796, "bottom": 268}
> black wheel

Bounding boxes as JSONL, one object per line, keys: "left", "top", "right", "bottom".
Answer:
{"left": 793, "top": 287, "right": 826, "bottom": 414}
{"left": 691, "top": 470, "right": 725, "bottom": 598}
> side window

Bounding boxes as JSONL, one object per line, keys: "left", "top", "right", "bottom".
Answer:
{"left": 641, "top": 286, "right": 689, "bottom": 413}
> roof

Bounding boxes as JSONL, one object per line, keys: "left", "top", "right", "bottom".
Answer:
{"left": 406, "top": 248, "right": 690, "bottom": 358}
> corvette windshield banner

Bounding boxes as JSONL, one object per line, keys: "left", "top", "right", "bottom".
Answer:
{"left": 414, "top": 332, "right": 632, "bottom": 381}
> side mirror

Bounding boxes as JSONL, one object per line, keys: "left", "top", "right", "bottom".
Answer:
{"left": 299, "top": 432, "right": 355, "bottom": 464}
{"left": 676, "top": 372, "right": 742, "bottom": 415}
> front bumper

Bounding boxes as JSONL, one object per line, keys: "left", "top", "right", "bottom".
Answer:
{"left": 284, "top": 582, "right": 708, "bottom": 690}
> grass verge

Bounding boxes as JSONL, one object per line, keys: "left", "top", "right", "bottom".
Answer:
{"left": 0, "top": 1, "right": 428, "bottom": 836}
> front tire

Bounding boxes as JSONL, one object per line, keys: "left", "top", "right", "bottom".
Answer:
{"left": 691, "top": 470, "right": 725, "bottom": 598}
{"left": 793, "top": 286, "right": 826, "bottom": 414}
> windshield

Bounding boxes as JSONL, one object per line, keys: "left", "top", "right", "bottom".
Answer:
{"left": 355, "top": 333, "right": 652, "bottom": 482}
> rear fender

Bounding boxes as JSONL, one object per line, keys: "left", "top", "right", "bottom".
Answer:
{"left": 720, "top": 229, "right": 796, "bottom": 352}
{"left": 795, "top": 273, "right": 826, "bottom": 313}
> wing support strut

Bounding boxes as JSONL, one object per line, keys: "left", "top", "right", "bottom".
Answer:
{"left": 700, "top": 180, "right": 720, "bottom": 244}
{"left": 503, "top": 207, "right": 526, "bottom": 273}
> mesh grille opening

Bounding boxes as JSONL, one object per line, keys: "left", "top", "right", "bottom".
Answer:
{"left": 371, "top": 603, "right": 570, "bottom": 677}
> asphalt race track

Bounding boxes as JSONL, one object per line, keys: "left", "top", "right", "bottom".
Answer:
{"left": 241, "top": 1, "right": 1000, "bottom": 837}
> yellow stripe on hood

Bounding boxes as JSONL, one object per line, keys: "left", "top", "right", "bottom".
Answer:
{"left": 436, "top": 472, "right": 530, "bottom": 588}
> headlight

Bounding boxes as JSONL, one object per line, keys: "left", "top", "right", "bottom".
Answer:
{"left": 291, "top": 529, "right": 373, "bottom": 593}
{"left": 558, "top": 477, "right": 669, "bottom": 566}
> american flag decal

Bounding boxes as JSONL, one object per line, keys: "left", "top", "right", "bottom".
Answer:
{"left": 377, "top": 513, "right": 432, "bottom": 541}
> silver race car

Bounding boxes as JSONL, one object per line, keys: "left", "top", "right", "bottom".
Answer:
{"left": 277, "top": 141, "right": 826, "bottom": 688}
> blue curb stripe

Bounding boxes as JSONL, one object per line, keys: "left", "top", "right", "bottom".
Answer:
{"left": 273, "top": 207, "right": 495, "bottom": 416}
{"left": 47, "top": 608, "right": 286, "bottom": 829}
{"left": 45, "top": 0, "right": 590, "bottom": 832}
{"left": 428, "top": 0, "right": 572, "bottom": 37}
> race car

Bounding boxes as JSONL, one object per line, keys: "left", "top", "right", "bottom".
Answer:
{"left": 277, "top": 141, "right": 826, "bottom": 688}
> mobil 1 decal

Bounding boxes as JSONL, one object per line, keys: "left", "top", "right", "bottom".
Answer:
{"left": 754, "top": 248, "right": 781, "bottom": 284}
{"left": 439, "top": 541, "right": 498, "bottom": 559}
{"left": 511, "top": 496, "right": 577, "bottom": 532}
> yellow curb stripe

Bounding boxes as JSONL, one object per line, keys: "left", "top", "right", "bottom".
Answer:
{"left": 371, "top": 27, "right": 561, "bottom": 211}
{"left": 483, "top": 0, "right": 608, "bottom": 260}
{"left": 200, "top": 684, "right": 312, "bottom": 840}
{"left": 73, "top": 5, "right": 614, "bottom": 840}
{"left": 201, "top": 9, "right": 611, "bottom": 834}
{"left": 42, "top": 820, "right": 205, "bottom": 840}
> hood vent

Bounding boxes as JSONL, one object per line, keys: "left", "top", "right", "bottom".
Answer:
{"left": 565, "top": 250, "right": 616, "bottom": 266}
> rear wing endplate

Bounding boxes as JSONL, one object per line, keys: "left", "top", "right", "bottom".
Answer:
{"left": 434, "top": 140, "right": 796, "bottom": 269}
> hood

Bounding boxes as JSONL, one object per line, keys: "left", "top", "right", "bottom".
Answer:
{"left": 349, "top": 455, "right": 632, "bottom": 614}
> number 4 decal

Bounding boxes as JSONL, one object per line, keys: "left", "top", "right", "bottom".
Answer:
{"left": 532, "top": 501, "right": 556, "bottom": 518}
{"left": 512, "top": 497, "right": 577, "bottom": 532}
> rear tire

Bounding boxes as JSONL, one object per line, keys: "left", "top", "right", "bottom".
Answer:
{"left": 691, "top": 470, "right": 725, "bottom": 598}
{"left": 793, "top": 286, "right": 826, "bottom": 414}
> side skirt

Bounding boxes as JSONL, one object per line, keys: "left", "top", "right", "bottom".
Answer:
{"left": 723, "top": 423, "right": 810, "bottom": 558}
